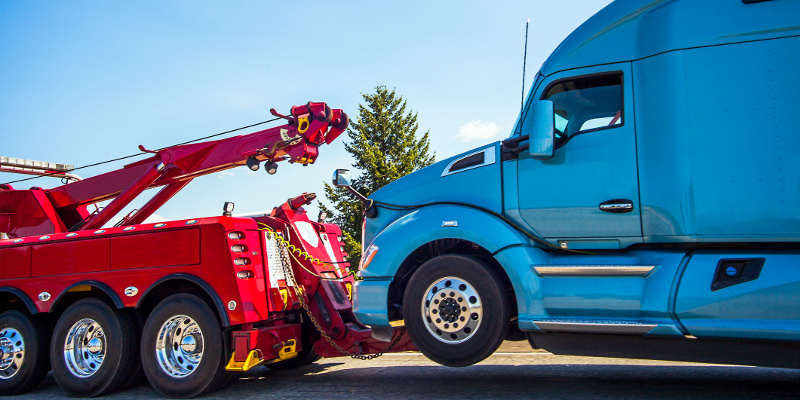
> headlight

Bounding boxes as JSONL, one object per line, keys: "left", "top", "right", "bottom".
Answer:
{"left": 359, "top": 244, "right": 379, "bottom": 271}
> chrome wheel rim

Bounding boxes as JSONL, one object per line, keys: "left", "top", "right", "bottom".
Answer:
{"left": 63, "top": 318, "right": 106, "bottom": 377}
{"left": 156, "top": 315, "right": 203, "bottom": 378}
{"left": 0, "top": 328, "right": 25, "bottom": 379}
{"left": 422, "top": 276, "right": 483, "bottom": 344}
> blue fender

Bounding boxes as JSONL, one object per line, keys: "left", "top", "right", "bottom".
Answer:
{"left": 360, "top": 205, "right": 533, "bottom": 279}
{"left": 354, "top": 204, "right": 538, "bottom": 328}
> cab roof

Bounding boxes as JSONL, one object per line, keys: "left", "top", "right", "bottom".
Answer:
{"left": 540, "top": 0, "right": 800, "bottom": 77}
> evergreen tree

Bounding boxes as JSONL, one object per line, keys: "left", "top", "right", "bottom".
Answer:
{"left": 322, "top": 85, "right": 435, "bottom": 267}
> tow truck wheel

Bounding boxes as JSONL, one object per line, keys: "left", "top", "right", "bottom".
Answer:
{"left": 0, "top": 311, "right": 50, "bottom": 395}
{"left": 141, "top": 294, "right": 228, "bottom": 398}
{"left": 50, "top": 298, "right": 138, "bottom": 397}
{"left": 403, "top": 254, "right": 510, "bottom": 367}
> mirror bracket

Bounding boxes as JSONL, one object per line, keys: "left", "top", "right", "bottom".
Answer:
{"left": 331, "top": 169, "right": 377, "bottom": 217}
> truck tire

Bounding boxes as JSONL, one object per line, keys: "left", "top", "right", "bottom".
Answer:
{"left": 140, "top": 294, "right": 229, "bottom": 398}
{"left": 403, "top": 254, "right": 510, "bottom": 367}
{"left": 50, "top": 298, "right": 138, "bottom": 397}
{"left": 0, "top": 310, "right": 50, "bottom": 395}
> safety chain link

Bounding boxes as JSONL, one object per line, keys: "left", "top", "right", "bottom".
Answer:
{"left": 264, "top": 228, "right": 405, "bottom": 360}
{"left": 258, "top": 223, "right": 357, "bottom": 280}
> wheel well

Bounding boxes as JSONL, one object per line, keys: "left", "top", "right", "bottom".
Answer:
{"left": 0, "top": 290, "right": 33, "bottom": 314}
{"left": 49, "top": 285, "right": 120, "bottom": 324}
{"left": 389, "top": 239, "right": 517, "bottom": 320}
{"left": 136, "top": 278, "right": 227, "bottom": 327}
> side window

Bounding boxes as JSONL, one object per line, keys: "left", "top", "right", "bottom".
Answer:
{"left": 542, "top": 73, "right": 623, "bottom": 148}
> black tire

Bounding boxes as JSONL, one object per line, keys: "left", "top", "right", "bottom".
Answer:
{"left": 50, "top": 298, "right": 138, "bottom": 397}
{"left": 403, "top": 254, "right": 510, "bottom": 367}
{"left": 140, "top": 294, "right": 229, "bottom": 398}
{"left": 119, "top": 310, "right": 145, "bottom": 389}
{"left": 0, "top": 310, "right": 50, "bottom": 395}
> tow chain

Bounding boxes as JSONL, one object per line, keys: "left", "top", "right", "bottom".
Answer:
{"left": 258, "top": 223, "right": 357, "bottom": 280}
{"left": 263, "top": 228, "right": 405, "bottom": 360}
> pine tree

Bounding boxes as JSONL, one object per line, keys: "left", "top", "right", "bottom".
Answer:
{"left": 322, "top": 85, "right": 435, "bottom": 267}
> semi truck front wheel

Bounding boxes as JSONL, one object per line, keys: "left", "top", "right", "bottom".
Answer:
{"left": 403, "top": 254, "right": 509, "bottom": 367}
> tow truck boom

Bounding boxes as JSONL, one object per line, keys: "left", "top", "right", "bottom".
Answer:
{"left": 0, "top": 101, "right": 414, "bottom": 398}
{"left": 0, "top": 102, "right": 347, "bottom": 237}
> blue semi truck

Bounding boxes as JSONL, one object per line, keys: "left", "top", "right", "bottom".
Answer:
{"left": 338, "top": 0, "right": 800, "bottom": 368}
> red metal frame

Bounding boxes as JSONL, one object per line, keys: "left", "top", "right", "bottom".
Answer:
{"left": 0, "top": 102, "right": 413, "bottom": 388}
{"left": 0, "top": 102, "right": 348, "bottom": 238}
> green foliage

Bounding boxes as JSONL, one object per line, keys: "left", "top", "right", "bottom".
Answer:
{"left": 322, "top": 85, "right": 435, "bottom": 267}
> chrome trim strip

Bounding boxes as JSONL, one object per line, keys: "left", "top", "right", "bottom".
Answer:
{"left": 533, "top": 265, "right": 655, "bottom": 276}
{"left": 600, "top": 203, "right": 633, "bottom": 211}
{"left": 534, "top": 321, "right": 657, "bottom": 335}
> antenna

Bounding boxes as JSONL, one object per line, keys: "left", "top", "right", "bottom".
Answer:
{"left": 521, "top": 18, "right": 530, "bottom": 114}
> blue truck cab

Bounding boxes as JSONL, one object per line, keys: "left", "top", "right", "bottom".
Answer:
{"left": 347, "top": 0, "right": 800, "bottom": 367}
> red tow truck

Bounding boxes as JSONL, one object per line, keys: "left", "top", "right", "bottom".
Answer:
{"left": 0, "top": 102, "right": 414, "bottom": 398}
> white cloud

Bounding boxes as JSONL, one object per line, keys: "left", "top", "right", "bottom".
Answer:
{"left": 143, "top": 213, "right": 167, "bottom": 223}
{"left": 217, "top": 170, "right": 235, "bottom": 179}
{"left": 455, "top": 120, "right": 500, "bottom": 142}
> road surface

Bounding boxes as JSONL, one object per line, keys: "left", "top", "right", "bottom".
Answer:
{"left": 13, "top": 341, "right": 800, "bottom": 399}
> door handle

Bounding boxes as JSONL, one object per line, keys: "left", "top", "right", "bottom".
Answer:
{"left": 599, "top": 199, "right": 634, "bottom": 214}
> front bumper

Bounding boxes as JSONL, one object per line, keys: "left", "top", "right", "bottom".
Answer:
{"left": 352, "top": 278, "right": 393, "bottom": 328}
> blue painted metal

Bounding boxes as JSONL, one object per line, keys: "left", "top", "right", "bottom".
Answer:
{"left": 352, "top": 279, "right": 393, "bottom": 327}
{"left": 353, "top": 0, "right": 800, "bottom": 365}
{"left": 675, "top": 250, "right": 800, "bottom": 341}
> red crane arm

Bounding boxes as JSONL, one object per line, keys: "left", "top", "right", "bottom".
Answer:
{"left": 39, "top": 101, "right": 348, "bottom": 231}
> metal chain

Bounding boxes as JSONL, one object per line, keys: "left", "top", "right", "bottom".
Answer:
{"left": 258, "top": 223, "right": 355, "bottom": 281}
{"left": 270, "top": 231, "right": 405, "bottom": 360}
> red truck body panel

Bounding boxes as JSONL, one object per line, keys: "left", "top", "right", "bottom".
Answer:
{"left": 0, "top": 103, "right": 412, "bottom": 397}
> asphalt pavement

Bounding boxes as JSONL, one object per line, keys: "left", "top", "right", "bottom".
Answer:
{"left": 13, "top": 341, "right": 800, "bottom": 399}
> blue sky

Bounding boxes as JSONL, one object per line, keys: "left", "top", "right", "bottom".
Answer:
{"left": 0, "top": 1, "right": 611, "bottom": 224}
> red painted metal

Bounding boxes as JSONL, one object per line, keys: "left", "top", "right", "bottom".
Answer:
{"left": 314, "top": 324, "right": 417, "bottom": 358}
{"left": 81, "top": 164, "right": 165, "bottom": 230}
{"left": 2, "top": 102, "right": 347, "bottom": 235}
{"left": 123, "top": 179, "right": 192, "bottom": 225}
{"left": 0, "top": 102, "right": 415, "bottom": 391}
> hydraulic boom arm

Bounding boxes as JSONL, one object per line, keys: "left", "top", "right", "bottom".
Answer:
{"left": 0, "top": 102, "right": 348, "bottom": 236}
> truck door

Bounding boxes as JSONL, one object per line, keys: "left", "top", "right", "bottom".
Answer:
{"left": 515, "top": 65, "right": 642, "bottom": 248}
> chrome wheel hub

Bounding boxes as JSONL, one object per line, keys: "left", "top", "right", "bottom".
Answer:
{"left": 422, "top": 277, "right": 483, "bottom": 343}
{"left": 156, "top": 315, "right": 203, "bottom": 378}
{"left": 63, "top": 318, "right": 106, "bottom": 377}
{"left": 0, "top": 328, "right": 25, "bottom": 379}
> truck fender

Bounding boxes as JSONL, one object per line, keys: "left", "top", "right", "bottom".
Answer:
{"left": 362, "top": 205, "right": 532, "bottom": 279}
{"left": 51, "top": 280, "right": 125, "bottom": 313}
{"left": 0, "top": 286, "right": 39, "bottom": 314}
{"left": 137, "top": 273, "right": 230, "bottom": 327}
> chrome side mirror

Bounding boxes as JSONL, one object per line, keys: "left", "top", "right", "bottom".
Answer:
{"left": 331, "top": 168, "right": 377, "bottom": 218}
{"left": 332, "top": 169, "right": 353, "bottom": 187}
